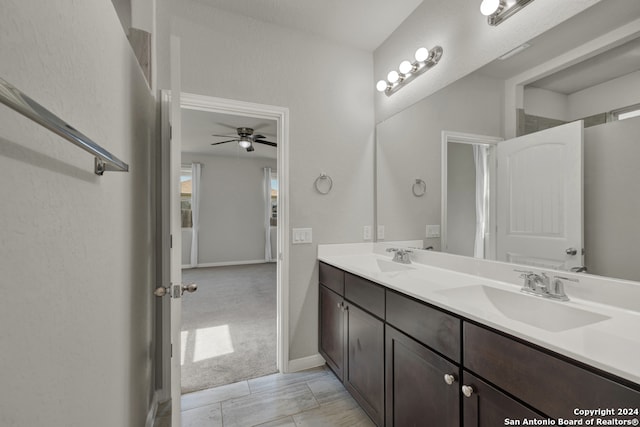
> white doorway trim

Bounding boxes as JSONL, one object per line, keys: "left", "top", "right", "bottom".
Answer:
{"left": 441, "top": 131, "right": 502, "bottom": 258}
{"left": 180, "top": 92, "right": 291, "bottom": 375}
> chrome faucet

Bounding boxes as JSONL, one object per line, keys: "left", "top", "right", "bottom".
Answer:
{"left": 514, "top": 270, "right": 575, "bottom": 301}
{"left": 386, "top": 248, "right": 413, "bottom": 264}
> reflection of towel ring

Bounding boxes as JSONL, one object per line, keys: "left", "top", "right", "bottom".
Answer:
{"left": 412, "top": 179, "right": 426, "bottom": 197}
{"left": 315, "top": 173, "right": 333, "bottom": 195}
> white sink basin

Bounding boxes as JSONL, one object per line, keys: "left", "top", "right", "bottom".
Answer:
{"left": 438, "top": 285, "right": 610, "bottom": 332}
{"left": 376, "top": 259, "right": 414, "bottom": 273}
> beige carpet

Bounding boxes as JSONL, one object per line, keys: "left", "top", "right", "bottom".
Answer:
{"left": 180, "top": 263, "right": 277, "bottom": 394}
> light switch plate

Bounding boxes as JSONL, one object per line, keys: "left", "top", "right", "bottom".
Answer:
{"left": 377, "top": 225, "right": 385, "bottom": 240}
{"left": 363, "top": 225, "right": 372, "bottom": 241}
{"left": 292, "top": 228, "right": 312, "bottom": 244}
{"left": 426, "top": 225, "right": 441, "bottom": 238}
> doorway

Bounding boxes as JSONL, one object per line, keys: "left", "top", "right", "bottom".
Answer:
{"left": 179, "top": 109, "right": 280, "bottom": 393}
{"left": 157, "top": 91, "right": 290, "bottom": 404}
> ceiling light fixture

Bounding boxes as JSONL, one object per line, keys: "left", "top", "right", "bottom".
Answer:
{"left": 481, "top": 0, "right": 534, "bottom": 26}
{"left": 238, "top": 137, "right": 252, "bottom": 149}
{"left": 376, "top": 45, "right": 443, "bottom": 96}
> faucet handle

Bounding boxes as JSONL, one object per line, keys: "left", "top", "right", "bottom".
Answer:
{"left": 386, "top": 248, "right": 399, "bottom": 253}
{"left": 548, "top": 276, "right": 574, "bottom": 301}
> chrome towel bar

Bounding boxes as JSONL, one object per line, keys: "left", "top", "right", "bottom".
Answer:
{"left": 0, "top": 77, "right": 129, "bottom": 175}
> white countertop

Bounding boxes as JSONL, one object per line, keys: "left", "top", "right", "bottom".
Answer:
{"left": 318, "top": 244, "right": 640, "bottom": 386}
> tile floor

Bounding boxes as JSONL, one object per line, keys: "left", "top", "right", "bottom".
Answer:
{"left": 154, "top": 366, "right": 375, "bottom": 427}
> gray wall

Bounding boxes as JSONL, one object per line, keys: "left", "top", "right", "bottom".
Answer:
{"left": 584, "top": 117, "right": 640, "bottom": 281}
{"left": 182, "top": 153, "right": 277, "bottom": 265}
{"left": 157, "top": 0, "right": 374, "bottom": 361}
{"left": 446, "top": 143, "right": 476, "bottom": 257}
{"left": 376, "top": 72, "right": 504, "bottom": 246}
{"left": 0, "top": 1, "right": 155, "bottom": 426}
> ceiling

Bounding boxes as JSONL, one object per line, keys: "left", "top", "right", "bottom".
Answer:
{"left": 193, "top": 0, "right": 424, "bottom": 51}
{"left": 477, "top": 0, "right": 640, "bottom": 93}
{"left": 181, "top": 108, "right": 277, "bottom": 159}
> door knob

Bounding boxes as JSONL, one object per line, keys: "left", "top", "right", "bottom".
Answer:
{"left": 182, "top": 283, "right": 198, "bottom": 294}
{"left": 154, "top": 286, "right": 169, "bottom": 297}
{"left": 461, "top": 385, "right": 474, "bottom": 398}
{"left": 565, "top": 247, "right": 578, "bottom": 256}
{"left": 443, "top": 373, "right": 457, "bottom": 385}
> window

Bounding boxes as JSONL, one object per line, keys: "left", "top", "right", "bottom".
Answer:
{"left": 270, "top": 172, "right": 278, "bottom": 226}
{"left": 611, "top": 104, "right": 640, "bottom": 122}
{"left": 181, "top": 166, "right": 192, "bottom": 228}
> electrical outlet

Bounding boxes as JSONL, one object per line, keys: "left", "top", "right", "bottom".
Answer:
{"left": 377, "top": 225, "right": 385, "bottom": 240}
{"left": 363, "top": 225, "right": 372, "bottom": 241}
{"left": 426, "top": 225, "right": 441, "bottom": 238}
{"left": 292, "top": 228, "right": 312, "bottom": 244}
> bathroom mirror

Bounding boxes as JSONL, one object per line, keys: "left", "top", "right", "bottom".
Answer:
{"left": 375, "top": 2, "right": 640, "bottom": 282}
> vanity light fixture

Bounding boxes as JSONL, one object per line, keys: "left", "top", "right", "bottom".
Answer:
{"left": 480, "top": 0, "right": 535, "bottom": 26}
{"left": 376, "top": 45, "right": 443, "bottom": 96}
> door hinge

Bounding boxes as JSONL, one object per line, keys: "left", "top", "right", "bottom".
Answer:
{"left": 170, "top": 234, "right": 173, "bottom": 249}
{"left": 170, "top": 124, "right": 172, "bottom": 140}
{"left": 170, "top": 343, "right": 173, "bottom": 358}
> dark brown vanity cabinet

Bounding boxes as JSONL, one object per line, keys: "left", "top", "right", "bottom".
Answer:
{"left": 319, "top": 262, "right": 640, "bottom": 427}
{"left": 461, "top": 370, "right": 545, "bottom": 427}
{"left": 318, "top": 263, "right": 385, "bottom": 426}
{"left": 462, "top": 322, "right": 640, "bottom": 422}
{"left": 385, "top": 325, "right": 460, "bottom": 427}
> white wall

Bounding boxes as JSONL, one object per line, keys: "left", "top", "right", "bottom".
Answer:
{"left": 524, "top": 87, "right": 569, "bottom": 121}
{"left": 373, "top": 0, "right": 600, "bottom": 122}
{"left": 157, "top": 0, "right": 374, "bottom": 361}
{"left": 376, "top": 72, "right": 504, "bottom": 246}
{"left": 568, "top": 70, "right": 640, "bottom": 120}
{"left": 0, "top": 1, "right": 155, "bottom": 426}
{"left": 524, "top": 71, "right": 640, "bottom": 121}
{"left": 584, "top": 117, "right": 640, "bottom": 281}
{"left": 182, "top": 153, "right": 277, "bottom": 265}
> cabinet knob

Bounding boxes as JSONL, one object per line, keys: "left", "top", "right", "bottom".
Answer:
{"left": 443, "top": 374, "right": 456, "bottom": 385}
{"left": 461, "top": 385, "right": 474, "bottom": 398}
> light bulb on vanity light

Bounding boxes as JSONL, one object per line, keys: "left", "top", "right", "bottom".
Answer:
{"left": 480, "top": 0, "right": 502, "bottom": 16}
{"left": 376, "top": 80, "right": 389, "bottom": 92}
{"left": 414, "top": 47, "right": 430, "bottom": 63}
{"left": 399, "top": 60, "right": 413, "bottom": 75}
{"left": 387, "top": 70, "right": 400, "bottom": 84}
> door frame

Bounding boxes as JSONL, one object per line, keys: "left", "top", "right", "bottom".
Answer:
{"left": 157, "top": 91, "right": 290, "bottom": 401}
{"left": 441, "top": 131, "right": 502, "bottom": 259}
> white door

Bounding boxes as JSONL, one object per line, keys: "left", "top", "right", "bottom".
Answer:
{"left": 169, "top": 34, "right": 183, "bottom": 426}
{"left": 156, "top": 35, "right": 197, "bottom": 426}
{"left": 496, "top": 120, "right": 583, "bottom": 270}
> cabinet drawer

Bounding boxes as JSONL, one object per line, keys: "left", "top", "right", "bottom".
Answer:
{"left": 319, "top": 262, "right": 344, "bottom": 295}
{"left": 345, "top": 273, "right": 385, "bottom": 319}
{"left": 386, "top": 290, "right": 460, "bottom": 362}
{"left": 464, "top": 322, "right": 640, "bottom": 420}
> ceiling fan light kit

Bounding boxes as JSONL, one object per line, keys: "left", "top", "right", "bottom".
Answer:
{"left": 211, "top": 126, "right": 277, "bottom": 152}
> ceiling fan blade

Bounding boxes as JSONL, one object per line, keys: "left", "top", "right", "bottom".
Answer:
{"left": 253, "top": 139, "right": 277, "bottom": 147}
{"left": 211, "top": 139, "right": 237, "bottom": 145}
{"left": 212, "top": 133, "right": 236, "bottom": 138}
{"left": 253, "top": 134, "right": 266, "bottom": 139}
{"left": 214, "top": 122, "right": 239, "bottom": 130}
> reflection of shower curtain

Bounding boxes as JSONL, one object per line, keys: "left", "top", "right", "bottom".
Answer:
{"left": 263, "top": 167, "right": 272, "bottom": 261}
{"left": 473, "top": 145, "right": 488, "bottom": 258}
{"left": 190, "top": 163, "right": 201, "bottom": 267}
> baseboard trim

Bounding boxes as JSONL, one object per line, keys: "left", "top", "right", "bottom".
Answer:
{"left": 288, "top": 354, "right": 326, "bottom": 373}
{"left": 145, "top": 391, "right": 160, "bottom": 427}
{"left": 182, "top": 260, "right": 269, "bottom": 269}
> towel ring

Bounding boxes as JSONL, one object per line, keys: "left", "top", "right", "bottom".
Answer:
{"left": 412, "top": 179, "right": 426, "bottom": 197}
{"left": 315, "top": 173, "right": 333, "bottom": 195}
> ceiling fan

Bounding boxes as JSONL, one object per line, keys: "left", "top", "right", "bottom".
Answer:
{"left": 211, "top": 127, "right": 277, "bottom": 152}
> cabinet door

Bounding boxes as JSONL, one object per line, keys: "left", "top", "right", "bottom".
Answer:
{"left": 319, "top": 285, "right": 345, "bottom": 380}
{"left": 462, "top": 371, "right": 547, "bottom": 427}
{"left": 345, "top": 303, "right": 385, "bottom": 427}
{"left": 385, "top": 326, "right": 459, "bottom": 427}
